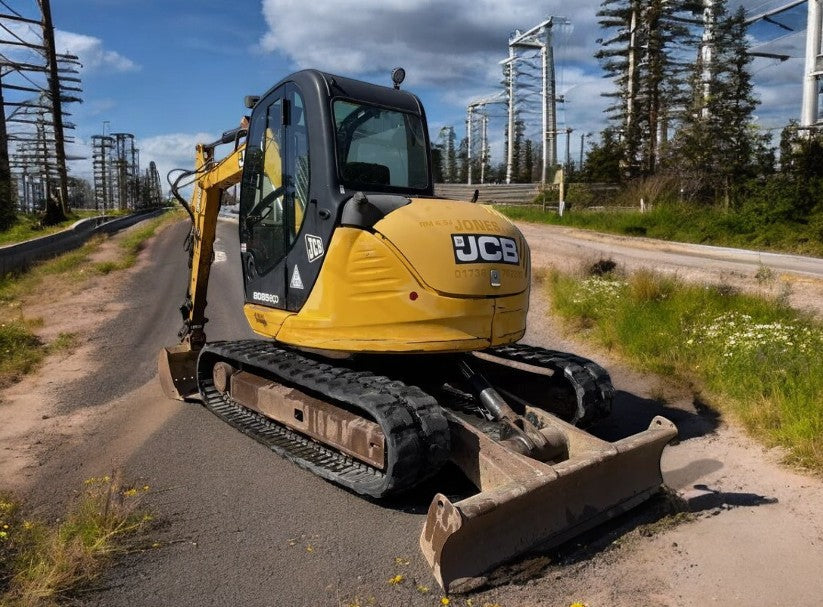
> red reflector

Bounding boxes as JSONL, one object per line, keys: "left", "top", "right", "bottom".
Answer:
{"left": 409, "top": 291, "right": 419, "bottom": 301}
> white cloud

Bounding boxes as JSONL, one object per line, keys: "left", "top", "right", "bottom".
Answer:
{"left": 55, "top": 30, "right": 139, "bottom": 73}
{"left": 258, "top": 0, "right": 601, "bottom": 87}
{"left": 136, "top": 132, "right": 217, "bottom": 196}
{"left": 0, "top": 23, "right": 138, "bottom": 74}
{"left": 257, "top": 0, "right": 810, "bottom": 144}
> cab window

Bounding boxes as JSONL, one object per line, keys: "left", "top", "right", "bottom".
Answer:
{"left": 333, "top": 100, "right": 427, "bottom": 190}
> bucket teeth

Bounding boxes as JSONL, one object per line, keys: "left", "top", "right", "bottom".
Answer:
{"left": 420, "top": 412, "right": 677, "bottom": 593}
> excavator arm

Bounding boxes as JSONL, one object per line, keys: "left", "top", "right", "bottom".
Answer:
{"left": 159, "top": 130, "right": 246, "bottom": 400}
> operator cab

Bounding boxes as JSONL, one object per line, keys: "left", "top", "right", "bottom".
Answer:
{"left": 238, "top": 70, "right": 433, "bottom": 313}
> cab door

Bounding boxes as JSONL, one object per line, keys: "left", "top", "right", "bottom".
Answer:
{"left": 239, "top": 84, "right": 311, "bottom": 310}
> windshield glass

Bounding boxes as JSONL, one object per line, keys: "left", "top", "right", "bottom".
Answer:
{"left": 333, "top": 100, "right": 428, "bottom": 190}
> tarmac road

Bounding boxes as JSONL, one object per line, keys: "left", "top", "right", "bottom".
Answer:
{"left": 18, "top": 218, "right": 823, "bottom": 607}
{"left": 55, "top": 220, "right": 457, "bottom": 606}
{"left": 517, "top": 221, "right": 823, "bottom": 318}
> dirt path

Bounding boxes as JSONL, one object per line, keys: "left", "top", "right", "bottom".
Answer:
{"left": 1, "top": 220, "right": 822, "bottom": 606}
{"left": 517, "top": 221, "right": 823, "bottom": 319}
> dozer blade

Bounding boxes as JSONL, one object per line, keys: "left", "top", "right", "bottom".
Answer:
{"left": 158, "top": 344, "right": 200, "bottom": 400}
{"left": 420, "top": 410, "right": 677, "bottom": 593}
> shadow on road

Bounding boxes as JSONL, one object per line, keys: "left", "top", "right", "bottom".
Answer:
{"left": 378, "top": 386, "right": 723, "bottom": 518}
{"left": 588, "top": 389, "right": 720, "bottom": 443}
{"left": 473, "top": 480, "right": 778, "bottom": 593}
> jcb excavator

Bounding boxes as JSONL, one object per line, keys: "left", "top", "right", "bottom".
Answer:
{"left": 159, "top": 69, "right": 676, "bottom": 592}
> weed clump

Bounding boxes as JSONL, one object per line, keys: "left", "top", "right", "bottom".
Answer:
{"left": 0, "top": 474, "right": 152, "bottom": 606}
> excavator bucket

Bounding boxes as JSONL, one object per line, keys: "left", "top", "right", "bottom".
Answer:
{"left": 158, "top": 344, "right": 200, "bottom": 400}
{"left": 420, "top": 408, "right": 677, "bottom": 593}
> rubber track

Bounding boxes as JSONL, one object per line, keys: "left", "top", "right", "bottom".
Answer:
{"left": 484, "top": 343, "right": 615, "bottom": 426}
{"left": 196, "top": 340, "right": 450, "bottom": 498}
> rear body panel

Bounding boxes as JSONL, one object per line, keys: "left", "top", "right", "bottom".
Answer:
{"left": 242, "top": 198, "right": 530, "bottom": 353}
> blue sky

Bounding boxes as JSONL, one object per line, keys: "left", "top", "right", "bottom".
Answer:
{"left": 2, "top": 0, "right": 813, "bottom": 186}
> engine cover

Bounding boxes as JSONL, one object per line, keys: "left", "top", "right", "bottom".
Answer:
{"left": 373, "top": 198, "right": 530, "bottom": 297}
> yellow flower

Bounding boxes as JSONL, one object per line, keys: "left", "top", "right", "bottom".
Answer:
{"left": 440, "top": 598, "right": 450, "bottom": 606}
{"left": 393, "top": 556, "right": 410, "bottom": 566}
{"left": 416, "top": 584, "right": 429, "bottom": 594}
{"left": 306, "top": 544, "right": 314, "bottom": 553}
{"left": 0, "top": 531, "right": 7, "bottom": 539}
{"left": 387, "top": 574, "right": 405, "bottom": 585}
{"left": 123, "top": 488, "right": 138, "bottom": 497}
{"left": 22, "top": 521, "right": 33, "bottom": 530}
{"left": 142, "top": 485, "right": 150, "bottom": 491}
{"left": 570, "top": 603, "right": 587, "bottom": 607}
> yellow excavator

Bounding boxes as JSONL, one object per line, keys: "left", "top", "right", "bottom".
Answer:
{"left": 158, "top": 69, "right": 676, "bottom": 592}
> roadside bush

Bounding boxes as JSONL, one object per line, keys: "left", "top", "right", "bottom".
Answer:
{"left": 614, "top": 175, "right": 680, "bottom": 208}
{"left": 549, "top": 269, "right": 823, "bottom": 470}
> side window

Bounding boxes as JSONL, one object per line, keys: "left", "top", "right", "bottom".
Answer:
{"left": 241, "top": 96, "right": 285, "bottom": 278}
{"left": 284, "top": 86, "right": 309, "bottom": 240}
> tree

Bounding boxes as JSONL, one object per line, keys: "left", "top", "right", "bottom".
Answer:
{"left": 664, "top": 3, "right": 770, "bottom": 205}
{"left": 66, "top": 176, "right": 93, "bottom": 208}
{"left": 521, "top": 139, "right": 535, "bottom": 182}
{"left": 596, "top": 0, "right": 700, "bottom": 178}
{"left": 430, "top": 145, "right": 444, "bottom": 183}
{"left": 508, "top": 117, "right": 526, "bottom": 182}
{"left": 581, "top": 129, "right": 623, "bottom": 183}
{"left": 457, "top": 137, "right": 469, "bottom": 183}
{"left": 445, "top": 127, "right": 457, "bottom": 183}
{"left": 768, "top": 122, "right": 823, "bottom": 219}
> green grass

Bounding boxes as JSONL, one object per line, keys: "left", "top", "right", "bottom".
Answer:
{"left": 0, "top": 322, "right": 44, "bottom": 385}
{"left": 549, "top": 268, "right": 823, "bottom": 472}
{"left": 0, "top": 210, "right": 178, "bottom": 387}
{"left": 498, "top": 204, "right": 823, "bottom": 258}
{"left": 0, "top": 476, "right": 152, "bottom": 606}
{"left": 0, "top": 212, "right": 119, "bottom": 247}
{"left": 92, "top": 214, "right": 173, "bottom": 275}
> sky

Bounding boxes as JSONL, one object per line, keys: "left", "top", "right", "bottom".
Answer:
{"left": 0, "top": 0, "right": 815, "bottom": 188}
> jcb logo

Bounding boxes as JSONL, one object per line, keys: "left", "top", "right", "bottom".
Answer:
{"left": 452, "top": 234, "right": 519, "bottom": 265}
{"left": 305, "top": 234, "right": 324, "bottom": 263}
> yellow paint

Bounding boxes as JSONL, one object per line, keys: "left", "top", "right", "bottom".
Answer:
{"left": 187, "top": 144, "right": 245, "bottom": 325}
{"left": 244, "top": 196, "right": 530, "bottom": 353}
{"left": 375, "top": 198, "right": 529, "bottom": 297}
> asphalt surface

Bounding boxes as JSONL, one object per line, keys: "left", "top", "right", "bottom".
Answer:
{"left": 517, "top": 223, "right": 823, "bottom": 281}
{"left": 66, "top": 220, "right": 457, "bottom": 606}
{"left": 28, "top": 218, "right": 822, "bottom": 606}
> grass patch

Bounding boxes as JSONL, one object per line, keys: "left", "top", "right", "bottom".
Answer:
{"left": 92, "top": 214, "right": 173, "bottom": 274}
{"left": 497, "top": 204, "right": 823, "bottom": 258}
{"left": 0, "top": 322, "right": 44, "bottom": 385}
{"left": 0, "top": 212, "right": 116, "bottom": 247}
{"left": 0, "top": 475, "right": 152, "bottom": 606}
{"left": 0, "top": 210, "right": 178, "bottom": 387}
{"left": 0, "top": 323, "right": 78, "bottom": 388}
{"left": 549, "top": 267, "right": 823, "bottom": 471}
